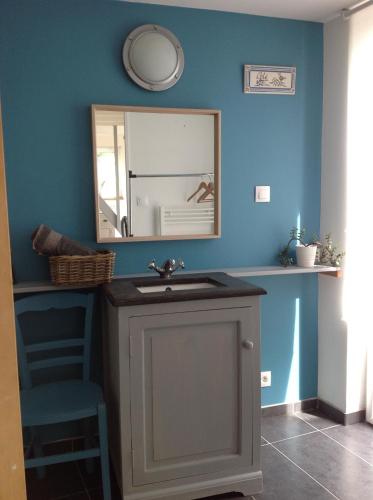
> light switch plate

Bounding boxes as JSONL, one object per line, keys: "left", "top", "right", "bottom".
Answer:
{"left": 255, "top": 186, "right": 270, "bottom": 203}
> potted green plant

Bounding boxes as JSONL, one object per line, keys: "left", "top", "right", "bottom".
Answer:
{"left": 279, "top": 228, "right": 320, "bottom": 268}
{"left": 316, "top": 233, "right": 345, "bottom": 267}
{"left": 279, "top": 228, "right": 345, "bottom": 268}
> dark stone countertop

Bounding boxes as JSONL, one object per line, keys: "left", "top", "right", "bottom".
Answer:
{"left": 103, "top": 272, "right": 267, "bottom": 307}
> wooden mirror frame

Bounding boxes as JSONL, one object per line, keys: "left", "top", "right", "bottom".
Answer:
{"left": 91, "top": 105, "right": 221, "bottom": 243}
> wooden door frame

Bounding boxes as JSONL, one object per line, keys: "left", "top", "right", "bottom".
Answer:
{"left": 0, "top": 102, "right": 27, "bottom": 499}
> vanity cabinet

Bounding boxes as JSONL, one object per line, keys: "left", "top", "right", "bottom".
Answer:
{"left": 103, "top": 276, "right": 265, "bottom": 500}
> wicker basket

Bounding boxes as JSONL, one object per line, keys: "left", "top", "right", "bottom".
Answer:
{"left": 49, "top": 250, "right": 115, "bottom": 286}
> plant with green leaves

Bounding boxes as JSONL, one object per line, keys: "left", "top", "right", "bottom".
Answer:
{"left": 279, "top": 228, "right": 345, "bottom": 267}
{"left": 316, "top": 233, "right": 345, "bottom": 267}
{"left": 279, "top": 227, "right": 320, "bottom": 267}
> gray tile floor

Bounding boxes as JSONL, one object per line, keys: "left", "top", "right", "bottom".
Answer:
{"left": 26, "top": 410, "right": 373, "bottom": 500}
{"left": 256, "top": 409, "right": 373, "bottom": 500}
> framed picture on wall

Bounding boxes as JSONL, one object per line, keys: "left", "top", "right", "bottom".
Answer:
{"left": 244, "top": 65, "right": 296, "bottom": 94}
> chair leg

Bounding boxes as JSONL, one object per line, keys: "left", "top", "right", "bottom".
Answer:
{"left": 83, "top": 418, "right": 95, "bottom": 474}
{"left": 30, "top": 427, "right": 46, "bottom": 479}
{"left": 98, "top": 403, "right": 111, "bottom": 500}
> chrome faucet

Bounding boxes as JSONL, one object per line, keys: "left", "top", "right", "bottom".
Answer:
{"left": 148, "top": 258, "right": 185, "bottom": 279}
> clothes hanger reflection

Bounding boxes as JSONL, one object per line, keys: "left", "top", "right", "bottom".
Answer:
{"left": 187, "top": 175, "right": 214, "bottom": 203}
{"left": 197, "top": 181, "right": 214, "bottom": 203}
{"left": 186, "top": 181, "right": 208, "bottom": 202}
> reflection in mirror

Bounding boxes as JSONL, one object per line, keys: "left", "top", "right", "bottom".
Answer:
{"left": 95, "top": 111, "right": 127, "bottom": 239}
{"left": 92, "top": 106, "right": 220, "bottom": 242}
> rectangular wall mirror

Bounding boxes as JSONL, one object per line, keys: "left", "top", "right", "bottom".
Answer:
{"left": 92, "top": 105, "right": 221, "bottom": 242}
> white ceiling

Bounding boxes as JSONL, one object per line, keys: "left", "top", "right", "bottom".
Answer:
{"left": 125, "top": 0, "right": 358, "bottom": 22}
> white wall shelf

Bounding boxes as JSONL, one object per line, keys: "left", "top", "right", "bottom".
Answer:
{"left": 13, "top": 265, "right": 341, "bottom": 294}
{"left": 194, "top": 265, "right": 340, "bottom": 278}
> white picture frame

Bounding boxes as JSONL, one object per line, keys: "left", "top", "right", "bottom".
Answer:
{"left": 244, "top": 65, "right": 296, "bottom": 95}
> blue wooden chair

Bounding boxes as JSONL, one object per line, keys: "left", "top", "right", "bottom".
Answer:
{"left": 15, "top": 292, "right": 111, "bottom": 500}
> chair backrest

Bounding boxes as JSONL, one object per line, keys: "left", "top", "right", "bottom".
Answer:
{"left": 15, "top": 292, "right": 94, "bottom": 390}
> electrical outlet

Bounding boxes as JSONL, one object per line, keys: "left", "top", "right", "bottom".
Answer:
{"left": 261, "top": 371, "right": 271, "bottom": 388}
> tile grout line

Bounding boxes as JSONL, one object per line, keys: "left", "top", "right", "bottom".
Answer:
{"left": 75, "top": 462, "right": 92, "bottom": 500}
{"left": 318, "top": 423, "right": 341, "bottom": 430}
{"left": 72, "top": 436, "right": 89, "bottom": 499}
{"left": 262, "top": 429, "right": 340, "bottom": 499}
{"left": 319, "top": 429, "right": 373, "bottom": 467}
{"left": 295, "top": 413, "right": 373, "bottom": 467}
{"left": 268, "top": 442, "right": 341, "bottom": 500}
{"left": 261, "top": 436, "right": 270, "bottom": 446}
{"left": 51, "top": 441, "right": 89, "bottom": 500}
{"left": 294, "top": 412, "right": 334, "bottom": 432}
{"left": 261, "top": 421, "right": 320, "bottom": 445}
{"left": 268, "top": 429, "right": 319, "bottom": 445}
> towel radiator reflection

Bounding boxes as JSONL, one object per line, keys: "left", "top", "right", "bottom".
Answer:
{"left": 158, "top": 206, "right": 214, "bottom": 236}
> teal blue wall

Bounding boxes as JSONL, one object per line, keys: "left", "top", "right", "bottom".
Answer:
{"left": 0, "top": 0, "right": 323, "bottom": 406}
{"left": 249, "top": 275, "right": 318, "bottom": 405}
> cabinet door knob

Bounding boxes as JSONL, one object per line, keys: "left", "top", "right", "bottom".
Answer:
{"left": 242, "top": 339, "right": 254, "bottom": 350}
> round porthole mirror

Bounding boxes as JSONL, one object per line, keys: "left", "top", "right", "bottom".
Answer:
{"left": 122, "top": 24, "right": 184, "bottom": 91}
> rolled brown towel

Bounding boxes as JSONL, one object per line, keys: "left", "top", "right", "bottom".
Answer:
{"left": 31, "top": 224, "right": 97, "bottom": 256}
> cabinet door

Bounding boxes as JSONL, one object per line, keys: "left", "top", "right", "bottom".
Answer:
{"left": 129, "top": 307, "right": 256, "bottom": 486}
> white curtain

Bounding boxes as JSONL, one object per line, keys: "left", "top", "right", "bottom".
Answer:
{"left": 346, "top": 4, "right": 373, "bottom": 424}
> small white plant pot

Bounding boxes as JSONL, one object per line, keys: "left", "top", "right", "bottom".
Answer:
{"left": 296, "top": 245, "right": 317, "bottom": 268}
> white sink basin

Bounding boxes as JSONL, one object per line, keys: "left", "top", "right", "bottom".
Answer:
{"left": 137, "top": 282, "right": 218, "bottom": 294}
